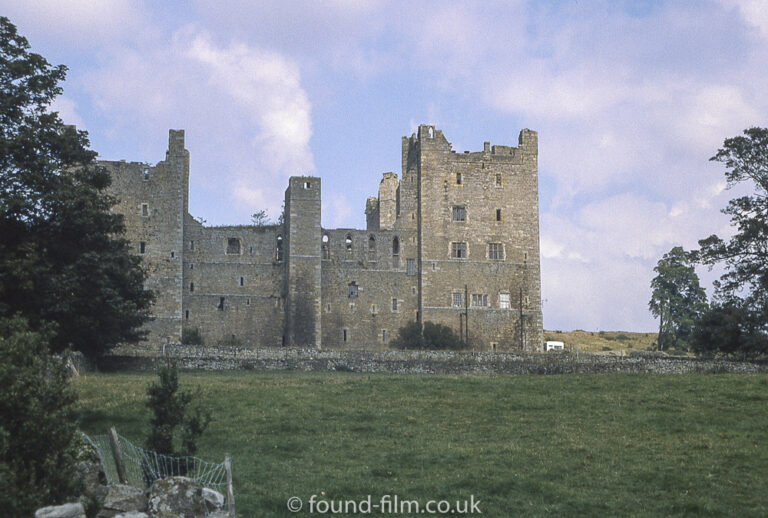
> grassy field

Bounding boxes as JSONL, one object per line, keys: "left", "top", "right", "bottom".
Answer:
{"left": 74, "top": 371, "right": 768, "bottom": 517}
{"left": 544, "top": 329, "right": 659, "bottom": 353}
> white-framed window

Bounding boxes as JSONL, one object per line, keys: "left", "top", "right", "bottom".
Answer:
{"left": 451, "top": 242, "right": 467, "bottom": 259}
{"left": 406, "top": 259, "right": 415, "bottom": 276}
{"left": 472, "top": 294, "right": 488, "bottom": 307}
{"left": 452, "top": 205, "right": 466, "bottom": 222}
{"left": 488, "top": 243, "right": 503, "bottom": 260}
{"left": 452, "top": 292, "right": 463, "bottom": 308}
{"left": 499, "top": 293, "right": 510, "bottom": 309}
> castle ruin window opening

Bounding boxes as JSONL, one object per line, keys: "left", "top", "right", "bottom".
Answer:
{"left": 342, "top": 328, "right": 349, "bottom": 343}
{"left": 322, "top": 234, "right": 330, "bottom": 260}
{"left": 190, "top": 240, "right": 194, "bottom": 250}
{"left": 141, "top": 203, "right": 149, "bottom": 217}
{"left": 185, "top": 310, "right": 189, "bottom": 320}
{"left": 345, "top": 234, "right": 353, "bottom": 260}
{"left": 495, "top": 173, "right": 502, "bottom": 186}
{"left": 189, "top": 263, "right": 193, "bottom": 270}
{"left": 381, "top": 329, "right": 387, "bottom": 342}
{"left": 218, "top": 297, "right": 225, "bottom": 310}
{"left": 392, "top": 298, "right": 398, "bottom": 312}
{"left": 246, "top": 298, "right": 250, "bottom": 306}
{"left": 189, "top": 282, "right": 194, "bottom": 293}
{"left": 370, "top": 304, "right": 378, "bottom": 315}
{"left": 452, "top": 205, "right": 466, "bottom": 222}
{"left": 451, "top": 242, "right": 467, "bottom": 259}
{"left": 406, "top": 258, "right": 415, "bottom": 275}
{"left": 368, "top": 235, "right": 376, "bottom": 261}
{"left": 456, "top": 172, "right": 462, "bottom": 185}
{"left": 226, "top": 238, "right": 240, "bottom": 255}
{"left": 170, "top": 251, "right": 175, "bottom": 258}
{"left": 348, "top": 281, "right": 359, "bottom": 298}
{"left": 143, "top": 168, "right": 150, "bottom": 180}
{"left": 304, "top": 181, "right": 311, "bottom": 189}
{"left": 392, "top": 237, "right": 400, "bottom": 268}
{"left": 139, "top": 241, "right": 146, "bottom": 254}
{"left": 239, "top": 276, "right": 244, "bottom": 287}
{"left": 496, "top": 209, "right": 502, "bottom": 221}
{"left": 276, "top": 235, "right": 283, "bottom": 261}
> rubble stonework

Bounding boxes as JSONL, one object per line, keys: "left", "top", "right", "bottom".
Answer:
{"left": 102, "top": 125, "right": 543, "bottom": 351}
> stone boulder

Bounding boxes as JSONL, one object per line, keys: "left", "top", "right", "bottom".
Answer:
{"left": 202, "top": 487, "right": 225, "bottom": 512}
{"left": 148, "top": 476, "right": 208, "bottom": 518}
{"left": 35, "top": 502, "right": 86, "bottom": 518}
{"left": 97, "top": 484, "right": 147, "bottom": 518}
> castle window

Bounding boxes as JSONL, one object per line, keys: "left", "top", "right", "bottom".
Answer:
{"left": 382, "top": 329, "right": 387, "bottom": 342}
{"left": 392, "top": 298, "right": 398, "bottom": 312}
{"left": 496, "top": 209, "right": 502, "bottom": 221}
{"left": 406, "top": 259, "right": 415, "bottom": 276}
{"left": 326, "top": 304, "right": 331, "bottom": 313}
{"left": 226, "top": 238, "right": 241, "bottom": 255}
{"left": 500, "top": 293, "right": 510, "bottom": 309}
{"left": 239, "top": 276, "right": 244, "bottom": 286}
{"left": 348, "top": 282, "right": 358, "bottom": 298}
{"left": 488, "top": 243, "right": 503, "bottom": 260}
{"left": 143, "top": 168, "right": 150, "bottom": 180}
{"left": 349, "top": 302, "right": 356, "bottom": 312}
{"left": 524, "top": 250, "right": 528, "bottom": 263}
{"left": 472, "top": 294, "right": 488, "bottom": 307}
{"left": 141, "top": 203, "right": 149, "bottom": 217}
{"left": 249, "top": 246, "right": 253, "bottom": 255}
{"left": 456, "top": 172, "right": 462, "bottom": 185}
{"left": 452, "top": 292, "right": 463, "bottom": 308}
{"left": 371, "top": 304, "right": 378, "bottom": 315}
{"left": 495, "top": 173, "right": 502, "bottom": 186}
{"left": 392, "top": 237, "right": 400, "bottom": 268}
{"left": 276, "top": 235, "right": 283, "bottom": 261}
{"left": 304, "top": 181, "right": 311, "bottom": 189}
{"left": 345, "top": 234, "right": 353, "bottom": 260}
{"left": 491, "top": 342, "right": 498, "bottom": 352}
{"left": 246, "top": 298, "right": 250, "bottom": 306}
{"left": 452, "top": 206, "right": 466, "bottom": 222}
{"left": 185, "top": 310, "right": 189, "bottom": 320}
{"left": 190, "top": 240, "right": 194, "bottom": 250}
{"left": 189, "top": 282, "right": 194, "bottom": 293}
{"left": 190, "top": 263, "right": 193, "bottom": 269}
{"left": 451, "top": 242, "right": 467, "bottom": 259}
{"left": 170, "top": 251, "right": 175, "bottom": 258}
{"left": 322, "top": 234, "right": 330, "bottom": 260}
{"left": 342, "top": 328, "right": 349, "bottom": 343}
{"left": 368, "top": 235, "right": 376, "bottom": 261}
{"left": 139, "top": 241, "right": 146, "bottom": 254}
{"left": 218, "top": 297, "right": 225, "bottom": 310}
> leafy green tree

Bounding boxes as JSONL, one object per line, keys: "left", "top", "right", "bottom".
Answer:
{"left": 389, "top": 321, "right": 467, "bottom": 350}
{"left": 250, "top": 209, "right": 269, "bottom": 226}
{"left": 0, "top": 17, "right": 152, "bottom": 357}
{"left": 649, "top": 246, "right": 708, "bottom": 351}
{"left": 690, "top": 300, "right": 768, "bottom": 358}
{"left": 0, "top": 317, "right": 80, "bottom": 516}
{"left": 146, "top": 360, "right": 211, "bottom": 459}
{"left": 694, "top": 127, "right": 768, "bottom": 356}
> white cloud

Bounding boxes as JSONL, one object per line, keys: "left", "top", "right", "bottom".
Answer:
{"left": 83, "top": 27, "right": 313, "bottom": 224}
{"left": 50, "top": 96, "right": 85, "bottom": 129}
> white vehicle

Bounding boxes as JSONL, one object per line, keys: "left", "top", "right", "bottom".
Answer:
{"left": 545, "top": 340, "right": 564, "bottom": 351}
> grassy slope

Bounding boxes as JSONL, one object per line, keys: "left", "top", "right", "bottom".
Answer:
{"left": 544, "top": 330, "right": 659, "bottom": 353}
{"left": 75, "top": 371, "right": 768, "bottom": 517}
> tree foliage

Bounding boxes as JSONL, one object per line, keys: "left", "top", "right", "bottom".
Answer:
{"left": 694, "top": 127, "right": 768, "bottom": 356}
{"left": 146, "top": 360, "right": 211, "bottom": 459}
{"left": 0, "top": 317, "right": 81, "bottom": 516}
{"left": 390, "top": 321, "right": 467, "bottom": 350}
{"left": 0, "top": 17, "right": 152, "bottom": 357}
{"left": 649, "top": 246, "right": 707, "bottom": 351}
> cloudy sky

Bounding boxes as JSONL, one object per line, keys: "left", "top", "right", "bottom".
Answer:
{"left": 5, "top": 0, "right": 767, "bottom": 332}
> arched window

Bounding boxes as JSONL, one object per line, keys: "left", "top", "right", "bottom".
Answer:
{"left": 392, "top": 236, "right": 400, "bottom": 268}
{"left": 345, "top": 234, "right": 353, "bottom": 260}
{"left": 321, "top": 234, "right": 330, "bottom": 260}
{"left": 368, "top": 235, "right": 376, "bottom": 262}
{"left": 276, "top": 235, "right": 283, "bottom": 261}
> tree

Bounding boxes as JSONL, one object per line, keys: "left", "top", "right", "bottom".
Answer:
{"left": 389, "top": 321, "right": 467, "bottom": 350}
{"left": 0, "top": 317, "right": 81, "bottom": 516}
{"left": 146, "top": 360, "right": 211, "bottom": 459}
{"left": 694, "top": 127, "right": 768, "bottom": 356}
{"left": 0, "top": 17, "right": 153, "bottom": 357}
{"left": 250, "top": 209, "right": 269, "bottom": 226}
{"left": 649, "top": 246, "right": 708, "bottom": 351}
{"left": 690, "top": 300, "right": 768, "bottom": 358}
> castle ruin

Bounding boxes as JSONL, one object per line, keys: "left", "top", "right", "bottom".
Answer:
{"left": 102, "top": 125, "right": 543, "bottom": 351}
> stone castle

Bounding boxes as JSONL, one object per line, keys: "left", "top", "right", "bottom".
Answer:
{"left": 102, "top": 125, "right": 543, "bottom": 351}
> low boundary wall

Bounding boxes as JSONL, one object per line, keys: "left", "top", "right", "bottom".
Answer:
{"left": 99, "top": 345, "right": 768, "bottom": 375}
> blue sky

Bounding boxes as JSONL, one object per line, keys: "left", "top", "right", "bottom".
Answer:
{"left": 4, "top": 0, "right": 767, "bottom": 332}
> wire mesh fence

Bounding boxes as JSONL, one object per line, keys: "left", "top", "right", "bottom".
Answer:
{"left": 83, "top": 432, "right": 228, "bottom": 489}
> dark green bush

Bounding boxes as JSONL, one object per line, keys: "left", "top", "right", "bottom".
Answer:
{"left": 181, "top": 327, "right": 204, "bottom": 345}
{"left": 390, "top": 321, "right": 467, "bottom": 350}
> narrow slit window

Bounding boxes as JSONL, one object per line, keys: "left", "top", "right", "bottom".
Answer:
{"left": 496, "top": 209, "right": 502, "bottom": 221}
{"left": 456, "top": 172, "right": 462, "bottom": 185}
{"left": 239, "top": 276, "right": 244, "bottom": 287}
{"left": 218, "top": 297, "right": 225, "bottom": 310}
{"left": 495, "top": 173, "right": 502, "bottom": 186}
{"left": 141, "top": 203, "right": 149, "bottom": 217}
{"left": 185, "top": 310, "right": 189, "bottom": 320}
{"left": 139, "top": 241, "right": 146, "bottom": 254}
{"left": 189, "top": 282, "right": 194, "bottom": 293}
{"left": 276, "top": 235, "right": 283, "bottom": 261}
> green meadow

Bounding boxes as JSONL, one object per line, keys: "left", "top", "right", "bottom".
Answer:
{"left": 74, "top": 371, "right": 768, "bottom": 517}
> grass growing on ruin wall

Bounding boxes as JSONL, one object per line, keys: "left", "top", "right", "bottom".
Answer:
{"left": 74, "top": 371, "right": 768, "bottom": 517}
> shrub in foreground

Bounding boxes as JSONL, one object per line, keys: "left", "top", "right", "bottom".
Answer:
{"left": 390, "top": 321, "right": 467, "bottom": 350}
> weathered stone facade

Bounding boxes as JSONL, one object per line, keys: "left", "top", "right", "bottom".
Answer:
{"left": 102, "top": 125, "right": 543, "bottom": 351}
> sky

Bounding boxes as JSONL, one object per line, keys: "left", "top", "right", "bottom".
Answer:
{"left": 4, "top": 0, "right": 767, "bottom": 332}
